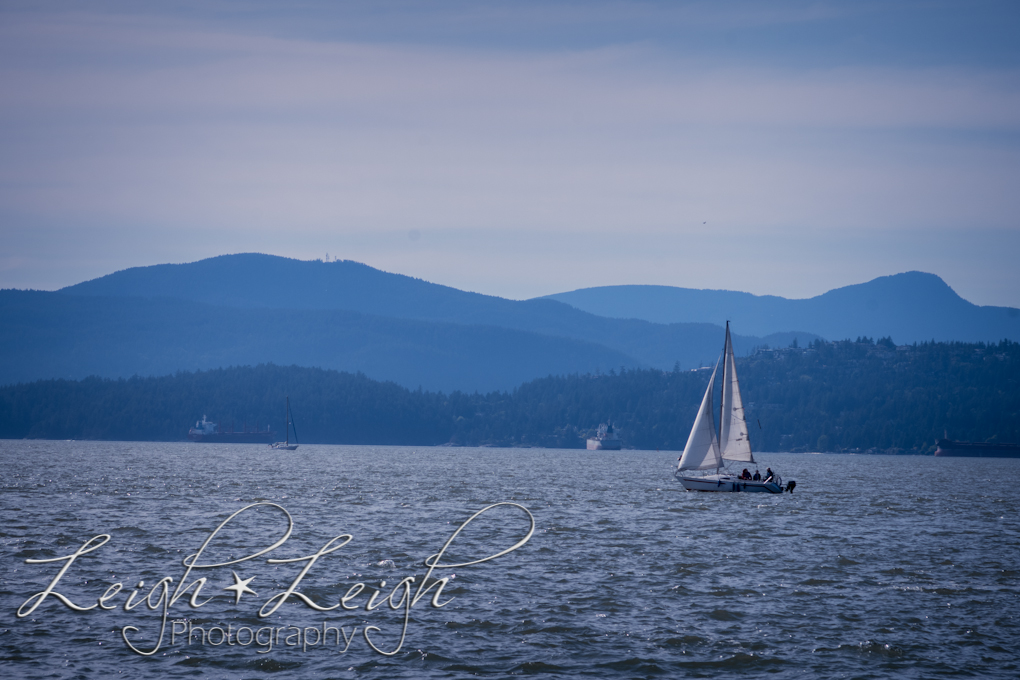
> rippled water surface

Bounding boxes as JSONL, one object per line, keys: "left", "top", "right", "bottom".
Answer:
{"left": 2, "top": 441, "right": 1019, "bottom": 679}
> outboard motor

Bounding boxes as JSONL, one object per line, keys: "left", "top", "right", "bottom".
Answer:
{"left": 785, "top": 480, "right": 797, "bottom": 493}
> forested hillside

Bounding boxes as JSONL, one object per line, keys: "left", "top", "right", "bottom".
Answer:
{"left": 1, "top": 339, "right": 1016, "bottom": 452}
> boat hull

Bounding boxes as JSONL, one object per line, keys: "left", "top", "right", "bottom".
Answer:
{"left": 271, "top": 443, "right": 298, "bottom": 450}
{"left": 587, "top": 438, "right": 622, "bottom": 450}
{"left": 678, "top": 474, "right": 783, "bottom": 494}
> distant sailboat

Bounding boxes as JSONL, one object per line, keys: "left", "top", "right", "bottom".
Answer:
{"left": 270, "top": 397, "right": 299, "bottom": 451}
{"left": 674, "top": 323, "right": 793, "bottom": 493}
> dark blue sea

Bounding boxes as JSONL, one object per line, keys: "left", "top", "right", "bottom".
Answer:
{"left": 2, "top": 441, "right": 1018, "bottom": 679}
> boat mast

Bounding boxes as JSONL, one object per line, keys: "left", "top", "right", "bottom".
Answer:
{"left": 719, "top": 321, "right": 730, "bottom": 472}
{"left": 285, "top": 396, "right": 290, "bottom": 446}
{"left": 720, "top": 321, "right": 728, "bottom": 445}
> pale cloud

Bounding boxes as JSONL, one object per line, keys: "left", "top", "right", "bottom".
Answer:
{"left": 1, "top": 2, "right": 1018, "bottom": 306}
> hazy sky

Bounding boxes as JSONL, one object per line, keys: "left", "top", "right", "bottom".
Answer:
{"left": 2, "top": 0, "right": 1019, "bottom": 305}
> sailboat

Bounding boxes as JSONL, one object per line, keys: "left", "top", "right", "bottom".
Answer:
{"left": 674, "top": 323, "right": 791, "bottom": 493}
{"left": 270, "top": 397, "right": 299, "bottom": 451}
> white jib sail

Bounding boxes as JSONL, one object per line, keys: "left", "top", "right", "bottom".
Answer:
{"left": 719, "top": 324, "right": 754, "bottom": 463}
{"left": 678, "top": 363, "right": 723, "bottom": 471}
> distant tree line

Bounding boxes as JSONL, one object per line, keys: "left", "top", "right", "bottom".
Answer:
{"left": 0, "top": 339, "right": 1017, "bottom": 453}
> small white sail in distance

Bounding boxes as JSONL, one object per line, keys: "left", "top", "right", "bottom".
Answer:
{"left": 678, "top": 362, "right": 723, "bottom": 471}
{"left": 719, "top": 322, "right": 754, "bottom": 463}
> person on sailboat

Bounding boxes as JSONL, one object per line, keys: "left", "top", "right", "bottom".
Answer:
{"left": 741, "top": 468, "right": 751, "bottom": 480}
{"left": 752, "top": 470, "right": 761, "bottom": 481}
{"left": 764, "top": 467, "right": 774, "bottom": 483}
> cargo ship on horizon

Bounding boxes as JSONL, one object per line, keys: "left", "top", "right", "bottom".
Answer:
{"left": 188, "top": 416, "right": 275, "bottom": 444}
{"left": 587, "top": 422, "right": 622, "bottom": 450}
{"left": 934, "top": 438, "right": 1020, "bottom": 458}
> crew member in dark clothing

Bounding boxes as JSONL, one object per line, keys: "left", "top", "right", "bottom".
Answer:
{"left": 752, "top": 470, "right": 761, "bottom": 481}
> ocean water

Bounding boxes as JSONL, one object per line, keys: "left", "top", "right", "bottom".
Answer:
{"left": 2, "top": 441, "right": 1018, "bottom": 679}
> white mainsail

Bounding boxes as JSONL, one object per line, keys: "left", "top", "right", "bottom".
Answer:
{"left": 719, "top": 323, "right": 754, "bottom": 463}
{"left": 678, "top": 363, "right": 723, "bottom": 471}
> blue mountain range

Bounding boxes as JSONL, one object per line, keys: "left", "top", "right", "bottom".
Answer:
{"left": 2, "top": 253, "right": 1013, "bottom": 392}
{"left": 545, "top": 273, "right": 1020, "bottom": 345}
